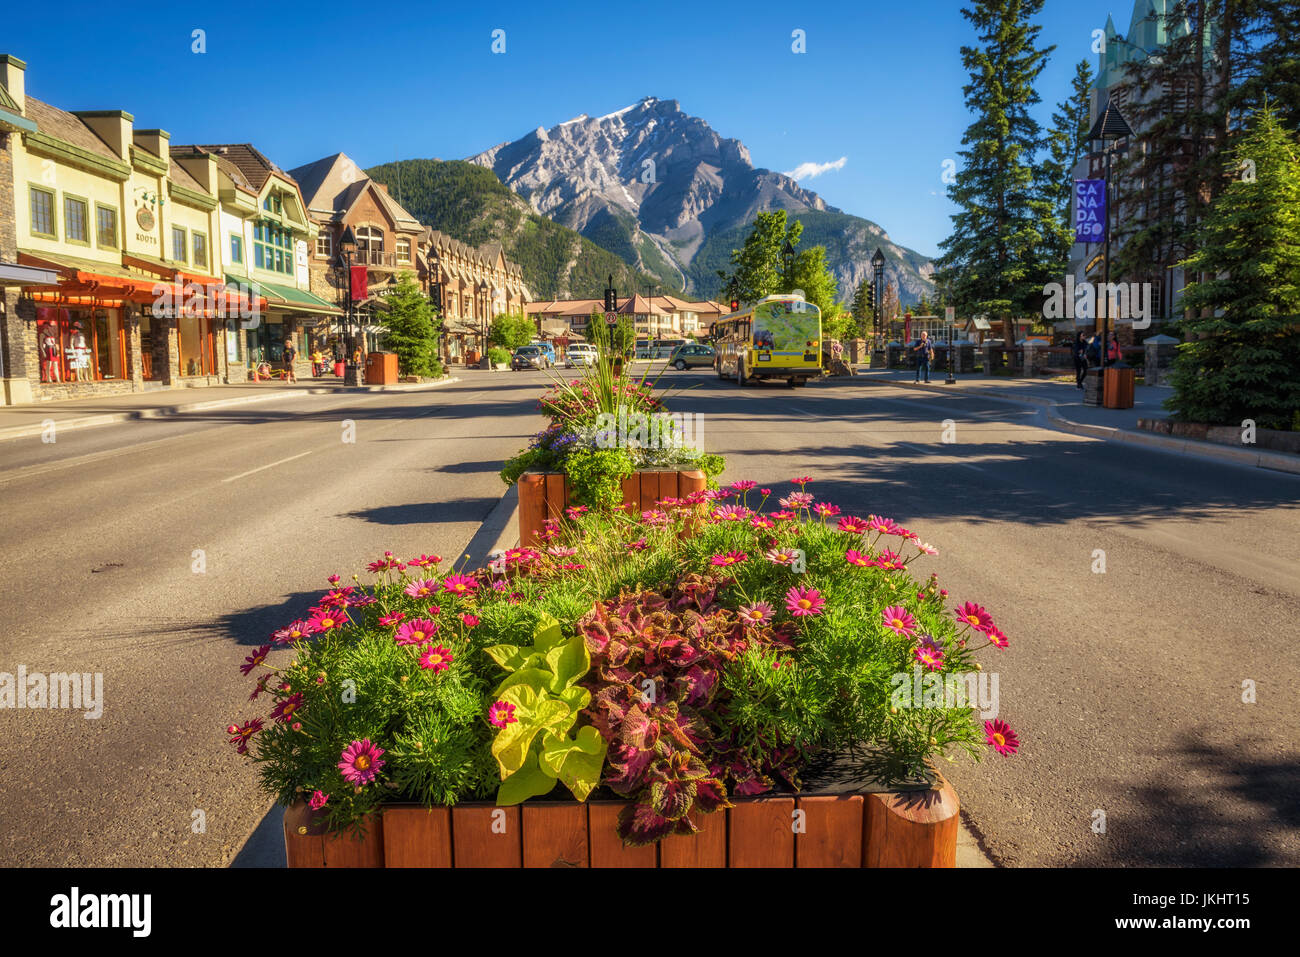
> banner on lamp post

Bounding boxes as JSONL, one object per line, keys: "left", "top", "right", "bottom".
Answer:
{"left": 1075, "top": 179, "right": 1106, "bottom": 243}
{"left": 350, "top": 264, "right": 368, "bottom": 301}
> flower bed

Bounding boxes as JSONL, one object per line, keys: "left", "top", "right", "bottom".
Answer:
{"left": 228, "top": 478, "right": 1017, "bottom": 867}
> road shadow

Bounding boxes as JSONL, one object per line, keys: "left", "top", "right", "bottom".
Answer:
{"left": 342, "top": 497, "right": 501, "bottom": 526}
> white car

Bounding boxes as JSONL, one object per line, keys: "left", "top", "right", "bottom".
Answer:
{"left": 565, "top": 344, "right": 598, "bottom": 368}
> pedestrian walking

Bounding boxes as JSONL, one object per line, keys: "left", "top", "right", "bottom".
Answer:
{"left": 1073, "top": 332, "right": 1088, "bottom": 389}
{"left": 911, "top": 331, "right": 934, "bottom": 383}
{"left": 1085, "top": 334, "right": 1101, "bottom": 369}
{"left": 1107, "top": 332, "right": 1122, "bottom": 365}
{"left": 283, "top": 340, "right": 298, "bottom": 383}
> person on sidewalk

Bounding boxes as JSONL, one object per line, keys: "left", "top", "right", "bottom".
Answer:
{"left": 283, "top": 341, "right": 298, "bottom": 383}
{"left": 911, "top": 331, "right": 934, "bottom": 383}
{"left": 1107, "top": 332, "right": 1122, "bottom": 366}
{"left": 1085, "top": 334, "right": 1101, "bottom": 369}
{"left": 1073, "top": 332, "right": 1088, "bottom": 389}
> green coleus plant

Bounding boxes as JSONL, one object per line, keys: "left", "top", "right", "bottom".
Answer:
{"left": 485, "top": 613, "right": 608, "bottom": 805}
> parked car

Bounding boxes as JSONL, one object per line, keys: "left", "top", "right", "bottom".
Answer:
{"left": 565, "top": 343, "right": 598, "bottom": 368}
{"left": 511, "top": 344, "right": 547, "bottom": 371}
{"left": 668, "top": 342, "right": 716, "bottom": 370}
{"left": 531, "top": 341, "right": 556, "bottom": 367}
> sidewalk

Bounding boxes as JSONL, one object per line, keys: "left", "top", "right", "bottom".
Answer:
{"left": 0, "top": 376, "right": 460, "bottom": 442}
{"left": 854, "top": 368, "right": 1300, "bottom": 474}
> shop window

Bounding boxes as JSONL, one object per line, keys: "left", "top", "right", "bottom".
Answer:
{"left": 178, "top": 314, "right": 218, "bottom": 376}
{"left": 315, "top": 233, "right": 332, "bottom": 258}
{"left": 253, "top": 222, "right": 293, "bottom": 275}
{"left": 225, "top": 319, "right": 244, "bottom": 363}
{"left": 96, "top": 205, "right": 118, "bottom": 248}
{"left": 172, "top": 226, "right": 188, "bottom": 262}
{"left": 193, "top": 232, "right": 208, "bottom": 269}
{"left": 30, "top": 186, "right": 55, "bottom": 238}
{"left": 64, "top": 196, "right": 89, "bottom": 244}
{"left": 36, "top": 307, "right": 125, "bottom": 383}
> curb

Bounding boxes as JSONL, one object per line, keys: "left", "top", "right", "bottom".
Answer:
{"left": 859, "top": 376, "right": 1300, "bottom": 474}
{"left": 0, "top": 376, "right": 461, "bottom": 443}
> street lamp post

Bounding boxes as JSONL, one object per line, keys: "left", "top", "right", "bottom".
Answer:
{"left": 1085, "top": 99, "right": 1134, "bottom": 406}
{"left": 337, "top": 226, "right": 360, "bottom": 386}
{"left": 871, "top": 248, "right": 886, "bottom": 357}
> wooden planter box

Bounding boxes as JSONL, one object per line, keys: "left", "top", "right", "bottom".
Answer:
{"left": 517, "top": 468, "right": 707, "bottom": 547}
{"left": 282, "top": 774, "right": 959, "bottom": 868}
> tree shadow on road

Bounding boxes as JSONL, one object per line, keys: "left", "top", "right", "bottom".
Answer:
{"left": 342, "top": 498, "right": 501, "bottom": 526}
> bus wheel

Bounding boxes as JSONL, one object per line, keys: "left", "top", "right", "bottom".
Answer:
{"left": 786, "top": 377, "right": 797, "bottom": 388}
{"left": 795, "top": 378, "right": 809, "bottom": 387}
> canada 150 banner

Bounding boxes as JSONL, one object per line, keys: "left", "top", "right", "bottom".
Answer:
{"left": 1075, "top": 179, "right": 1106, "bottom": 244}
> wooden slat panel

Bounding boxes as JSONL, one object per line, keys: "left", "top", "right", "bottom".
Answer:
{"left": 452, "top": 805, "right": 522, "bottom": 868}
{"left": 659, "top": 808, "right": 727, "bottom": 867}
{"left": 677, "top": 469, "right": 706, "bottom": 498}
{"left": 642, "top": 471, "right": 666, "bottom": 509}
{"left": 863, "top": 773, "right": 959, "bottom": 868}
{"left": 322, "top": 814, "right": 385, "bottom": 868}
{"left": 544, "top": 472, "right": 567, "bottom": 525}
{"left": 620, "top": 474, "right": 638, "bottom": 519}
{"left": 381, "top": 806, "right": 452, "bottom": 868}
{"left": 729, "top": 798, "right": 795, "bottom": 867}
{"left": 588, "top": 802, "right": 657, "bottom": 868}
{"left": 522, "top": 803, "right": 588, "bottom": 868}
{"left": 282, "top": 802, "right": 325, "bottom": 868}
{"left": 517, "top": 473, "right": 548, "bottom": 547}
{"left": 795, "top": 795, "right": 864, "bottom": 867}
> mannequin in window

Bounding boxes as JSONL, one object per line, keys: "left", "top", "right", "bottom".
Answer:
{"left": 69, "top": 322, "right": 91, "bottom": 381}
{"left": 40, "top": 324, "right": 61, "bottom": 383}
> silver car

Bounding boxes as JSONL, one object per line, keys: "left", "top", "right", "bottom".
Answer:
{"left": 565, "top": 344, "right": 598, "bottom": 368}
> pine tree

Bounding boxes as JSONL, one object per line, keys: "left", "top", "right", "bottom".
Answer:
{"left": 936, "top": 0, "right": 1055, "bottom": 343}
{"left": 1230, "top": 0, "right": 1300, "bottom": 133}
{"left": 379, "top": 272, "right": 442, "bottom": 378}
{"left": 1169, "top": 102, "right": 1300, "bottom": 429}
{"left": 851, "top": 277, "right": 875, "bottom": 339}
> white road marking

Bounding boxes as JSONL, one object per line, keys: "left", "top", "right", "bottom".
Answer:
{"left": 222, "top": 450, "right": 313, "bottom": 483}
{"left": 896, "top": 441, "right": 986, "bottom": 472}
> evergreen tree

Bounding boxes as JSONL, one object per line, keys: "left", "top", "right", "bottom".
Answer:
{"left": 851, "top": 277, "right": 876, "bottom": 339}
{"left": 1038, "top": 59, "right": 1094, "bottom": 284}
{"left": 1169, "top": 102, "right": 1300, "bottom": 429}
{"left": 379, "top": 272, "right": 442, "bottom": 378}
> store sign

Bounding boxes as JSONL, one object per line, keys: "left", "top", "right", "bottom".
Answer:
{"left": 136, "top": 206, "right": 156, "bottom": 231}
{"left": 1075, "top": 179, "right": 1106, "bottom": 243}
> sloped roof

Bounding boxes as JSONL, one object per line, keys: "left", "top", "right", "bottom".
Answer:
{"left": 287, "top": 152, "right": 422, "bottom": 232}
{"left": 181, "top": 143, "right": 287, "bottom": 192}
{"left": 25, "top": 98, "right": 120, "bottom": 162}
{"left": 168, "top": 157, "right": 205, "bottom": 193}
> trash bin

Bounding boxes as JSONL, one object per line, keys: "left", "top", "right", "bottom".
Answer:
{"left": 333, "top": 361, "right": 345, "bottom": 378}
{"left": 365, "top": 351, "right": 399, "bottom": 385}
{"left": 1103, "top": 364, "right": 1136, "bottom": 409}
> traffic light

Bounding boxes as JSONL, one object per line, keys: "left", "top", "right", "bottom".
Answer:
{"left": 729, "top": 299, "right": 739, "bottom": 313}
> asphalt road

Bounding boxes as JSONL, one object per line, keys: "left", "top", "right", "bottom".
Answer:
{"left": 2, "top": 367, "right": 1297, "bottom": 866}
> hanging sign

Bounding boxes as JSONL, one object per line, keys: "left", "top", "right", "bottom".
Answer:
{"left": 350, "top": 264, "right": 368, "bottom": 301}
{"left": 1075, "top": 179, "right": 1106, "bottom": 243}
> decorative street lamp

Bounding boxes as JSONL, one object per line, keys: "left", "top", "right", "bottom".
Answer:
{"left": 1085, "top": 98, "right": 1134, "bottom": 405}
{"left": 337, "top": 225, "right": 360, "bottom": 386}
{"left": 871, "top": 247, "right": 886, "bottom": 352}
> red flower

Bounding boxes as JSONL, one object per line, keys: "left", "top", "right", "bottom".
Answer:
{"left": 985, "top": 719, "right": 1019, "bottom": 756}
{"left": 240, "top": 645, "right": 271, "bottom": 676}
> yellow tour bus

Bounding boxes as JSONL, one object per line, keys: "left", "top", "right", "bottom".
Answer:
{"left": 712, "top": 294, "right": 822, "bottom": 387}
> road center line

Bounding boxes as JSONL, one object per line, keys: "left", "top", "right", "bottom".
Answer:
{"left": 895, "top": 441, "right": 986, "bottom": 472}
{"left": 222, "top": 450, "right": 313, "bottom": 483}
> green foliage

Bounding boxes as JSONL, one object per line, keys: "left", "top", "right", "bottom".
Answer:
{"left": 1169, "top": 102, "right": 1300, "bottom": 430}
{"left": 485, "top": 613, "right": 607, "bottom": 804}
{"left": 489, "top": 313, "right": 535, "bottom": 351}
{"left": 564, "top": 446, "right": 636, "bottom": 511}
{"left": 585, "top": 310, "right": 636, "bottom": 357}
{"left": 788, "top": 243, "right": 841, "bottom": 320}
{"left": 378, "top": 271, "right": 442, "bottom": 378}
{"left": 717, "top": 210, "right": 803, "bottom": 304}
{"left": 487, "top": 346, "right": 511, "bottom": 365}
{"left": 1037, "top": 58, "right": 1093, "bottom": 286}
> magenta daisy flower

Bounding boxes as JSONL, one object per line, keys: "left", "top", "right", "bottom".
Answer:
{"left": 308, "top": 789, "right": 329, "bottom": 810}
{"left": 867, "top": 514, "right": 900, "bottom": 535}
{"left": 986, "top": 626, "right": 1009, "bottom": 648}
{"left": 558, "top": 562, "right": 587, "bottom": 571}
{"left": 488, "top": 700, "right": 517, "bottom": 728}
{"left": 765, "top": 547, "right": 800, "bottom": 566}
{"left": 564, "top": 505, "right": 589, "bottom": 520}
{"left": 503, "top": 547, "right": 540, "bottom": 564}
{"left": 641, "top": 509, "right": 670, "bottom": 526}
{"left": 881, "top": 606, "right": 918, "bottom": 637}
{"left": 914, "top": 637, "right": 945, "bottom": 671}
{"left": 656, "top": 496, "right": 681, "bottom": 508}
{"left": 730, "top": 480, "right": 758, "bottom": 492}
{"left": 954, "top": 601, "right": 993, "bottom": 633}
{"left": 378, "top": 611, "right": 406, "bottom": 627}
{"left": 425, "top": 604, "right": 442, "bottom": 617}
{"left": 460, "top": 613, "right": 480, "bottom": 628}
{"left": 395, "top": 618, "right": 439, "bottom": 646}
{"left": 338, "top": 739, "right": 385, "bottom": 785}
{"left": 547, "top": 545, "right": 578, "bottom": 557}
{"left": 770, "top": 510, "right": 797, "bottom": 521}
{"left": 779, "top": 491, "right": 814, "bottom": 509}
{"left": 749, "top": 514, "right": 775, "bottom": 530}
{"left": 351, "top": 595, "right": 378, "bottom": 607}
{"left": 876, "top": 549, "right": 906, "bottom": 571}
{"left": 738, "top": 601, "right": 775, "bottom": 626}
{"left": 270, "top": 693, "right": 304, "bottom": 724}
{"left": 785, "top": 585, "right": 825, "bottom": 617}
{"left": 404, "top": 578, "right": 438, "bottom": 599}
{"left": 985, "top": 719, "right": 1019, "bottom": 756}
{"left": 844, "top": 549, "right": 873, "bottom": 567}
{"left": 711, "top": 504, "right": 750, "bottom": 522}
{"left": 710, "top": 550, "right": 748, "bottom": 567}
{"left": 327, "top": 574, "right": 341, "bottom": 585}
{"left": 790, "top": 476, "right": 813, "bottom": 486}
{"left": 441, "top": 574, "right": 479, "bottom": 596}
{"left": 814, "top": 502, "right": 841, "bottom": 518}
{"left": 837, "top": 516, "right": 871, "bottom": 534}
{"left": 226, "top": 718, "right": 264, "bottom": 754}
{"left": 240, "top": 644, "right": 271, "bottom": 676}
{"left": 419, "top": 645, "right": 454, "bottom": 672}
{"left": 307, "top": 608, "right": 347, "bottom": 633}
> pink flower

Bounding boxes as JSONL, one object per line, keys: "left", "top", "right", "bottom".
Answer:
{"left": 710, "top": 550, "right": 748, "bottom": 567}
{"left": 770, "top": 510, "right": 797, "bottom": 521}
{"left": 488, "top": 700, "right": 517, "bottom": 728}
{"left": 837, "top": 516, "right": 871, "bottom": 534}
{"left": 814, "top": 502, "right": 841, "bottom": 518}
{"left": 711, "top": 504, "right": 750, "bottom": 522}
{"left": 404, "top": 578, "right": 438, "bottom": 598}
{"left": 881, "top": 606, "right": 918, "bottom": 637}
{"left": 911, "top": 538, "right": 938, "bottom": 555}
{"left": 460, "top": 613, "right": 480, "bottom": 628}
{"left": 378, "top": 611, "right": 406, "bottom": 627}
{"left": 564, "top": 505, "right": 589, "bottom": 520}
{"left": 749, "top": 514, "right": 775, "bottom": 530}
{"left": 307, "top": 608, "right": 347, "bottom": 633}
{"left": 558, "top": 562, "right": 587, "bottom": 571}
{"left": 779, "top": 491, "right": 814, "bottom": 509}
{"left": 785, "top": 585, "right": 825, "bottom": 617}
{"left": 914, "top": 637, "right": 945, "bottom": 671}
{"left": 867, "top": 515, "right": 900, "bottom": 535}
{"left": 765, "top": 547, "right": 801, "bottom": 566}
{"left": 350, "top": 595, "right": 378, "bottom": 607}
{"left": 641, "top": 509, "right": 670, "bottom": 526}
{"left": 759, "top": 488, "right": 772, "bottom": 496}
{"left": 327, "top": 574, "right": 341, "bottom": 585}
{"left": 790, "top": 476, "right": 813, "bottom": 486}
{"left": 419, "top": 645, "right": 454, "bottom": 672}
{"left": 656, "top": 496, "right": 681, "bottom": 508}
{"left": 876, "top": 549, "right": 906, "bottom": 571}
{"left": 338, "top": 739, "right": 385, "bottom": 785}
{"left": 986, "top": 626, "right": 1009, "bottom": 649}
{"left": 270, "top": 693, "right": 304, "bottom": 723}
{"left": 317, "top": 587, "right": 356, "bottom": 608}
{"left": 395, "top": 618, "right": 439, "bottom": 646}
{"left": 426, "top": 604, "right": 442, "bottom": 617}
{"left": 626, "top": 537, "right": 648, "bottom": 552}
{"left": 954, "top": 602, "right": 993, "bottom": 633}
{"left": 503, "top": 547, "right": 540, "bottom": 564}
{"left": 738, "top": 601, "right": 775, "bottom": 626}
{"left": 226, "top": 718, "right": 263, "bottom": 755}
{"left": 407, "top": 554, "right": 443, "bottom": 568}
{"left": 844, "top": 549, "right": 873, "bottom": 567}
{"left": 730, "top": 480, "right": 757, "bottom": 492}
{"left": 240, "top": 645, "right": 272, "bottom": 676}
{"left": 272, "top": 619, "right": 313, "bottom": 644}
{"left": 547, "top": 545, "right": 578, "bottom": 557}
{"left": 308, "top": 789, "right": 329, "bottom": 810}
{"left": 441, "top": 574, "right": 479, "bottom": 596}
{"left": 985, "top": 719, "right": 1019, "bottom": 756}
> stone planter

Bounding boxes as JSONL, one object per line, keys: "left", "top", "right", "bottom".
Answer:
{"left": 517, "top": 468, "right": 707, "bottom": 546}
{"left": 282, "top": 773, "right": 959, "bottom": 868}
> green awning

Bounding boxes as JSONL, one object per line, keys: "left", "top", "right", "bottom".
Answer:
{"left": 226, "top": 274, "right": 342, "bottom": 316}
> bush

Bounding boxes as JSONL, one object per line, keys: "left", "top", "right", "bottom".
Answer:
{"left": 226, "top": 479, "right": 1019, "bottom": 841}
{"left": 487, "top": 346, "right": 511, "bottom": 365}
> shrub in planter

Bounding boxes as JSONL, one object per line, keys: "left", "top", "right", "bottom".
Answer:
{"left": 226, "top": 478, "right": 1018, "bottom": 844}
{"left": 487, "top": 346, "right": 511, "bottom": 366}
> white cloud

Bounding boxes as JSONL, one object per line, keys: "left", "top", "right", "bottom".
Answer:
{"left": 783, "top": 156, "right": 847, "bottom": 180}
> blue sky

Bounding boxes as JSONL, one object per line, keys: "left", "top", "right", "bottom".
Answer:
{"left": 5, "top": 0, "right": 1123, "bottom": 259}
